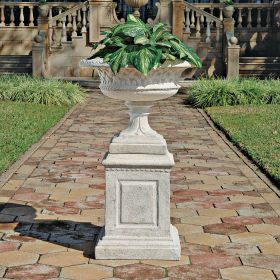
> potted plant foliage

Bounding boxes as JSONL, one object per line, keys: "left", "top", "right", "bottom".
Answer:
{"left": 87, "top": 14, "right": 201, "bottom": 76}
{"left": 221, "top": 0, "right": 234, "bottom": 18}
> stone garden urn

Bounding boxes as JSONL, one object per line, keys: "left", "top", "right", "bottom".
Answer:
{"left": 80, "top": 57, "right": 191, "bottom": 260}
{"left": 223, "top": 5, "right": 235, "bottom": 18}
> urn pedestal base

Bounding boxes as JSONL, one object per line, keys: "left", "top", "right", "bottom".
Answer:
{"left": 95, "top": 153, "right": 181, "bottom": 260}
{"left": 95, "top": 225, "right": 180, "bottom": 260}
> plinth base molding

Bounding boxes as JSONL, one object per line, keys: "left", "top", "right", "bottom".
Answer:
{"left": 95, "top": 225, "right": 181, "bottom": 260}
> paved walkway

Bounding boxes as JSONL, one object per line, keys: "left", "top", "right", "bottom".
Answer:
{"left": 0, "top": 92, "right": 280, "bottom": 280}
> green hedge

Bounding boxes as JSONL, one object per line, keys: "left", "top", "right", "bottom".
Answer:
{"left": 188, "top": 77, "right": 280, "bottom": 108}
{"left": 0, "top": 75, "right": 86, "bottom": 106}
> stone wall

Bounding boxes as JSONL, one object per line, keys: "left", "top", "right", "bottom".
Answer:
{"left": 0, "top": 27, "right": 38, "bottom": 55}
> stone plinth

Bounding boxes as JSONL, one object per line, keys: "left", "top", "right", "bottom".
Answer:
{"left": 95, "top": 153, "right": 180, "bottom": 260}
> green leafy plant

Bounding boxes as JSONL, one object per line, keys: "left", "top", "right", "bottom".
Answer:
{"left": 187, "top": 77, "right": 280, "bottom": 108}
{"left": 0, "top": 75, "right": 86, "bottom": 106}
{"left": 89, "top": 15, "right": 202, "bottom": 75}
{"left": 220, "top": 0, "right": 234, "bottom": 6}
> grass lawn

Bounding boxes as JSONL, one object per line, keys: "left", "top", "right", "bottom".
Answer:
{"left": 206, "top": 105, "right": 280, "bottom": 183}
{"left": 0, "top": 101, "right": 69, "bottom": 174}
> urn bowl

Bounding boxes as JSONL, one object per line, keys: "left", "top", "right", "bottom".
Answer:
{"left": 80, "top": 58, "right": 191, "bottom": 102}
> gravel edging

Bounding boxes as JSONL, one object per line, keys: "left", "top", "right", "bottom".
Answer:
{"left": 0, "top": 103, "right": 80, "bottom": 188}
{"left": 199, "top": 108, "right": 280, "bottom": 196}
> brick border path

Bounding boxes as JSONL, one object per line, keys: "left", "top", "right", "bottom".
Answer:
{"left": 0, "top": 92, "right": 279, "bottom": 280}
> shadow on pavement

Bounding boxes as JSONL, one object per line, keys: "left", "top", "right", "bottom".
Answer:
{"left": 0, "top": 203, "right": 102, "bottom": 258}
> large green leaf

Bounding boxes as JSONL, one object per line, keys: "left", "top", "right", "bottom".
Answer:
{"left": 161, "top": 52, "right": 176, "bottom": 61}
{"left": 159, "top": 32, "right": 178, "bottom": 42}
{"left": 178, "top": 41, "right": 202, "bottom": 68}
{"left": 156, "top": 41, "right": 172, "bottom": 48}
{"left": 127, "top": 14, "right": 142, "bottom": 24}
{"left": 106, "top": 48, "right": 127, "bottom": 74}
{"left": 134, "top": 35, "right": 150, "bottom": 45}
{"left": 112, "top": 15, "right": 149, "bottom": 38}
{"left": 150, "top": 27, "right": 166, "bottom": 42}
{"left": 152, "top": 22, "right": 166, "bottom": 33}
{"left": 169, "top": 40, "right": 202, "bottom": 67}
{"left": 129, "top": 47, "right": 161, "bottom": 75}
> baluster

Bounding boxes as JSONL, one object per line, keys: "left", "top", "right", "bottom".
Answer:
{"left": 200, "top": 14, "right": 204, "bottom": 25}
{"left": 0, "top": 6, "right": 5, "bottom": 27}
{"left": 10, "top": 6, "right": 15, "bottom": 26}
{"left": 185, "top": 7, "right": 191, "bottom": 33}
{"left": 216, "top": 23, "right": 220, "bottom": 48}
{"left": 195, "top": 13, "right": 201, "bottom": 37}
{"left": 19, "top": 6, "right": 24, "bottom": 26}
{"left": 256, "top": 8, "right": 261, "bottom": 28}
{"left": 72, "top": 11, "right": 77, "bottom": 37}
{"left": 266, "top": 8, "right": 271, "bottom": 27}
{"left": 61, "top": 17, "right": 67, "bottom": 42}
{"left": 238, "top": 8, "right": 242, "bottom": 28}
{"left": 81, "top": 6, "right": 87, "bottom": 33}
{"left": 87, "top": 10, "right": 89, "bottom": 28}
{"left": 50, "top": 7, "right": 56, "bottom": 27}
{"left": 49, "top": 8, "right": 53, "bottom": 46}
{"left": 247, "top": 8, "right": 252, "bottom": 28}
{"left": 77, "top": 9, "right": 82, "bottom": 29}
{"left": 219, "top": 8, "right": 223, "bottom": 21}
{"left": 67, "top": 14, "right": 72, "bottom": 28}
{"left": 206, "top": 18, "right": 211, "bottom": 43}
{"left": 190, "top": 10, "right": 195, "bottom": 28}
{"left": 210, "top": 8, "right": 214, "bottom": 27}
{"left": 58, "top": 7, "right": 62, "bottom": 27}
{"left": 29, "top": 6, "right": 34, "bottom": 27}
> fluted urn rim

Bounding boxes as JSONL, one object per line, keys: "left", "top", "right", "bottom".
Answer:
{"left": 80, "top": 58, "right": 192, "bottom": 70}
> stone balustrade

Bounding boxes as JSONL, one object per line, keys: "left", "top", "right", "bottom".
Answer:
{"left": 0, "top": 2, "right": 83, "bottom": 27}
{"left": 193, "top": 3, "right": 274, "bottom": 29}
{"left": 184, "top": 2, "right": 222, "bottom": 47}
{"left": 48, "top": 2, "right": 89, "bottom": 48}
{"left": 0, "top": 2, "right": 38, "bottom": 27}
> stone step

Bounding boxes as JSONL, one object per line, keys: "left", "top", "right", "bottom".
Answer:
{"left": 239, "top": 64, "right": 280, "bottom": 70}
{"left": 0, "top": 67, "right": 32, "bottom": 74}
{"left": 239, "top": 56, "right": 280, "bottom": 77}
{"left": 0, "top": 55, "right": 32, "bottom": 74}
{"left": 240, "top": 57, "right": 280, "bottom": 64}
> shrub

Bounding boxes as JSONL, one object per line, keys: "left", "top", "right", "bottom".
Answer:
{"left": 188, "top": 77, "right": 280, "bottom": 108}
{"left": 0, "top": 75, "right": 86, "bottom": 106}
{"left": 263, "top": 79, "right": 280, "bottom": 104}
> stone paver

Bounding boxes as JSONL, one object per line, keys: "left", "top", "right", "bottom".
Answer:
{"left": 0, "top": 92, "right": 280, "bottom": 279}
{"left": 220, "top": 266, "right": 276, "bottom": 280}
{"left": 61, "top": 264, "right": 113, "bottom": 280}
{"left": 0, "top": 251, "right": 39, "bottom": 267}
{"left": 5, "top": 264, "right": 60, "bottom": 279}
{"left": 114, "top": 264, "right": 166, "bottom": 280}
